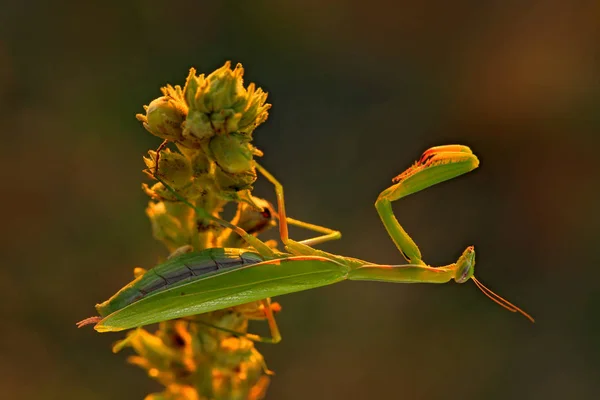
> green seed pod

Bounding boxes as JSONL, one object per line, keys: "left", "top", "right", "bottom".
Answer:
{"left": 137, "top": 96, "right": 186, "bottom": 141}
{"left": 209, "top": 133, "right": 253, "bottom": 174}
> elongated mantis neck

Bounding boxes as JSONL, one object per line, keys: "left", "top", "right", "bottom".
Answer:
{"left": 347, "top": 262, "right": 457, "bottom": 284}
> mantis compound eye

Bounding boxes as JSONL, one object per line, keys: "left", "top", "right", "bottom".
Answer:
{"left": 454, "top": 246, "right": 476, "bottom": 283}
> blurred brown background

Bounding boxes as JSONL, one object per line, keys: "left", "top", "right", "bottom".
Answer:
{"left": 1, "top": 1, "right": 599, "bottom": 399}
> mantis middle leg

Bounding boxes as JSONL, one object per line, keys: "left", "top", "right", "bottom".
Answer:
{"left": 254, "top": 162, "right": 342, "bottom": 251}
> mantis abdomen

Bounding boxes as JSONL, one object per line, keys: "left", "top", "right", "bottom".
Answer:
{"left": 96, "top": 248, "right": 265, "bottom": 318}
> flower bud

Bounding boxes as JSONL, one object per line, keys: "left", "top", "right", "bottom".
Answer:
{"left": 146, "top": 201, "right": 194, "bottom": 252}
{"left": 209, "top": 133, "right": 254, "bottom": 174}
{"left": 142, "top": 179, "right": 206, "bottom": 207}
{"left": 182, "top": 62, "right": 271, "bottom": 137}
{"left": 204, "top": 62, "right": 246, "bottom": 112}
{"left": 214, "top": 164, "right": 257, "bottom": 194}
{"left": 136, "top": 96, "right": 186, "bottom": 141}
{"left": 209, "top": 109, "right": 242, "bottom": 135}
{"left": 143, "top": 149, "right": 192, "bottom": 189}
{"left": 237, "top": 83, "right": 270, "bottom": 133}
{"left": 112, "top": 328, "right": 178, "bottom": 368}
{"left": 181, "top": 110, "right": 213, "bottom": 147}
{"left": 183, "top": 68, "right": 209, "bottom": 113}
{"left": 176, "top": 144, "right": 212, "bottom": 177}
{"left": 217, "top": 337, "right": 254, "bottom": 367}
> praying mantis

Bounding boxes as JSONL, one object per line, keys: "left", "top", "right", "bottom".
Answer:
{"left": 77, "top": 144, "right": 533, "bottom": 340}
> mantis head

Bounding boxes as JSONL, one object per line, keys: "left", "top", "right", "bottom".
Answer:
{"left": 453, "top": 246, "right": 476, "bottom": 283}
{"left": 453, "top": 246, "right": 535, "bottom": 323}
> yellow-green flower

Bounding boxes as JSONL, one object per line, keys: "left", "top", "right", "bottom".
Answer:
{"left": 181, "top": 62, "right": 271, "bottom": 146}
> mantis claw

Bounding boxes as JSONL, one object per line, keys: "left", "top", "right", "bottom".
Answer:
{"left": 393, "top": 145, "right": 477, "bottom": 184}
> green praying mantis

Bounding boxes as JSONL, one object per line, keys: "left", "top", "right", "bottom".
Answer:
{"left": 77, "top": 144, "right": 533, "bottom": 341}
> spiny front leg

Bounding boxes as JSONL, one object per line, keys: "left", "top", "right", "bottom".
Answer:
{"left": 375, "top": 145, "right": 479, "bottom": 265}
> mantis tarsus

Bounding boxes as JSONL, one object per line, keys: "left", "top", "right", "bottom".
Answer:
{"left": 77, "top": 144, "right": 533, "bottom": 341}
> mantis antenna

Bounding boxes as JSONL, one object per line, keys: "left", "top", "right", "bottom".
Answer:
{"left": 472, "top": 277, "right": 535, "bottom": 323}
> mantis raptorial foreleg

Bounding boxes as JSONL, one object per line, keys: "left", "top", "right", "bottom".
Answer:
{"left": 375, "top": 145, "right": 479, "bottom": 266}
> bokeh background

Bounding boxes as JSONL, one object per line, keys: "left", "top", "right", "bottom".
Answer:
{"left": 1, "top": 1, "right": 599, "bottom": 399}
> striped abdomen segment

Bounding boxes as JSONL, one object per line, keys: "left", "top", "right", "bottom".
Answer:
{"left": 139, "top": 249, "right": 263, "bottom": 293}
{"left": 96, "top": 248, "right": 264, "bottom": 317}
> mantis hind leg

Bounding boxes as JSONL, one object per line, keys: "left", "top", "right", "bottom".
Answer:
{"left": 254, "top": 162, "right": 341, "bottom": 253}
{"left": 187, "top": 299, "right": 282, "bottom": 344}
{"left": 375, "top": 145, "right": 479, "bottom": 265}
